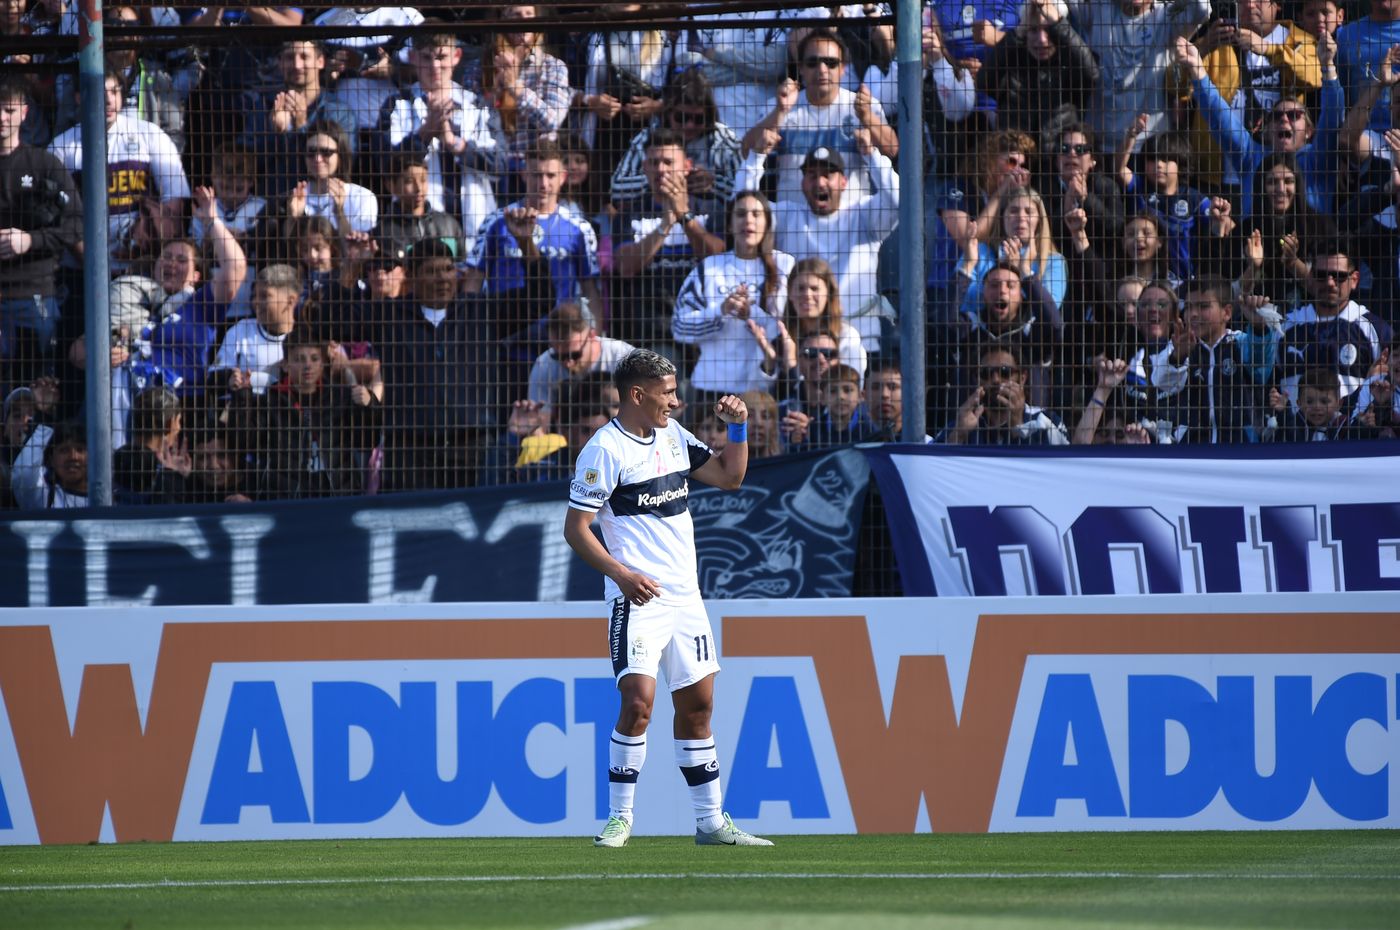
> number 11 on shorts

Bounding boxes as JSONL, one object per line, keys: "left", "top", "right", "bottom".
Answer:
{"left": 695, "top": 635, "right": 709, "bottom": 662}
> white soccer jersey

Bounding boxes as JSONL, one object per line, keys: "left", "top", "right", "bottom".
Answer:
{"left": 671, "top": 250, "right": 795, "bottom": 393}
{"left": 209, "top": 319, "right": 288, "bottom": 395}
{"left": 569, "top": 418, "right": 714, "bottom": 602}
{"left": 50, "top": 112, "right": 190, "bottom": 252}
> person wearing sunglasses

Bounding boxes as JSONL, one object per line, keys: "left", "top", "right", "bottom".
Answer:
{"left": 1046, "top": 123, "right": 1125, "bottom": 261}
{"left": 1173, "top": 31, "right": 1343, "bottom": 218}
{"left": 239, "top": 39, "right": 359, "bottom": 200}
{"left": 938, "top": 345, "right": 1068, "bottom": 445}
{"left": 741, "top": 29, "right": 896, "bottom": 207}
{"left": 285, "top": 120, "right": 378, "bottom": 234}
{"left": 526, "top": 302, "right": 635, "bottom": 416}
{"left": 1275, "top": 239, "right": 1394, "bottom": 410}
{"left": 1168, "top": 0, "right": 1320, "bottom": 194}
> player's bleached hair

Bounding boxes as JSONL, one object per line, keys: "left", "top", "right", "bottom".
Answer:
{"left": 614, "top": 349, "right": 677, "bottom": 394}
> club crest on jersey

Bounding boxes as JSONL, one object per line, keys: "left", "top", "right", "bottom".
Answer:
{"left": 630, "top": 637, "right": 647, "bottom": 662}
{"left": 583, "top": 467, "right": 600, "bottom": 485}
{"left": 667, "top": 436, "right": 681, "bottom": 459}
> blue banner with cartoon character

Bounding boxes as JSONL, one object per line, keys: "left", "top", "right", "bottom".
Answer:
{"left": 0, "top": 449, "right": 870, "bottom": 606}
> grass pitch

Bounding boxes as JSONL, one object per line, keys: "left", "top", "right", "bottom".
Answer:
{"left": 1, "top": 831, "right": 1397, "bottom": 930}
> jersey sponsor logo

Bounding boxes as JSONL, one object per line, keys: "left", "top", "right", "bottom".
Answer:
{"left": 611, "top": 471, "right": 692, "bottom": 518}
{"left": 570, "top": 481, "right": 607, "bottom": 502}
{"left": 637, "top": 483, "right": 688, "bottom": 509}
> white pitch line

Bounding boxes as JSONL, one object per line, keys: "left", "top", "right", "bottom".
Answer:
{"left": 557, "top": 918, "right": 653, "bottom": 930}
{"left": 1, "top": 871, "right": 1394, "bottom": 893}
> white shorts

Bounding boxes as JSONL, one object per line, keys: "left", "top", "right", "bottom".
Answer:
{"left": 607, "top": 594, "right": 720, "bottom": 691}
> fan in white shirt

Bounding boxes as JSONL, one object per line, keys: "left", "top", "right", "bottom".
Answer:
{"left": 672, "top": 192, "right": 796, "bottom": 394}
{"left": 736, "top": 127, "right": 898, "bottom": 332}
{"left": 285, "top": 121, "right": 378, "bottom": 234}
{"left": 209, "top": 264, "right": 300, "bottom": 395}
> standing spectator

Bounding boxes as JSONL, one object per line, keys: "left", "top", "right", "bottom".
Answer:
{"left": 144, "top": 187, "right": 250, "bottom": 397}
{"left": 979, "top": 0, "right": 1100, "bottom": 149}
{"left": 459, "top": 4, "right": 572, "bottom": 169}
{"left": 1230, "top": 152, "right": 1335, "bottom": 309}
{"left": 0, "top": 75, "right": 80, "bottom": 389}
{"left": 1174, "top": 31, "right": 1343, "bottom": 217}
{"left": 1174, "top": 0, "right": 1320, "bottom": 193}
{"left": 610, "top": 127, "right": 727, "bottom": 351}
{"left": 861, "top": 363, "right": 905, "bottom": 442}
{"left": 1337, "top": 0, "right": 1400, "bottom": 134}
{"left": 686, "top": 9, "right": 792, "bottom": 137}
{"left": 609, "top": 71, "right": 743, "bottom": 208}
{"left": 374, "top": 152, "right": 467, "bottom": 261}
{"left": 929, "top": 0, "right": 1020, "bottom": 114}
{"left": 742, "top": 29, "right": 897, "bottom": 205}
{"left": 113, "top": 385, "right": 188, "bottom": 501}
{"left": 191, "top": 143, "right": 268, "bottom": 255}
{"left": 1151, "top": 276, "right": 1273, "bottom": 443}
{"left": 464, "top": 139, "right": 603, "bottom": 354}
{"left": 796, "top": 362, "right": 875, "bottom": 449}
{"left": 737, "top": 127, "right": 899, "bottom": 326}
{"left": 580, "top": 5, "right": 685, "bottom": 159}
{"left": 1114, "top": 116, "right": 1215, "bottom": 285}
{"left": 242, "top": 39, "right": 359, "bottom": 198}
{"left": 1298, "top": 0, "right": 1345, "bottom": 41}
{"left": 1064, "top": 0, "right": 1210, "bottom": 141}
{"left": 672, "top": 192, "right": 796, "bottom": 396}
{"left": 1266, "top": 366, "right": 1378, "bottom": 440}
{"left": 103, "top": 5, "right": 193, "bottom": 153}
{"left": 956, "top": 185, "right": 1066, "bottom": 317}
{"left": 49, "top": 65, "right": 190, "bottom": 273}
{"left": 739, "top": 388, "right": 782, "bottom": 459}
{"left": 379, "top": 239, "right": 495, "bottom": 490}
{"left": 1276, "top": 240, "right": 1394, "bottom": 405}
{"left": 285, "top": 121, "right": 378, "bottom": 234}
{"left": 778, "top": 258, "right": 868, "bottom": 381}
{"left": 1043, "top": 123, "right": 1125, "bottom": 277}
{"left": 384, "top": 32, "right": 504, "bottom": 252}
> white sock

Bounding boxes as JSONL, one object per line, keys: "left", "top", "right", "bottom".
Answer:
{"left": 608, "top": 729, "right": 646, "bottom": 823}
{"left": 675, "top": 737, "right": 724, "bottom": 833}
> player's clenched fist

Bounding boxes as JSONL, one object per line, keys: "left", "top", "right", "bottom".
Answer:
{"left": 713, "top": 394, "right": 748, "bottom": 424}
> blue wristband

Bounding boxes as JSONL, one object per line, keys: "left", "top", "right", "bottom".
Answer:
{"left": 727, "top": 422, "right": 748, "bottom": 443}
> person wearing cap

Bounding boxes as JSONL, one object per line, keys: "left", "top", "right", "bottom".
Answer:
{"left": 741, "top": 29, "right": 897, "bottom": 206}
{"left": 526, "top": 303, "right": 635, "bottom": 414}
{"left": 378, "top": 238, "right": 495, "bottom": 491}
{"left": 735, "top": 126, "right": 898, "bottom": 327}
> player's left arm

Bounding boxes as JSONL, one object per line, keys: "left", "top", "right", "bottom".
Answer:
{"left": 690, "top": 394, "right": 748, "bottom": 490}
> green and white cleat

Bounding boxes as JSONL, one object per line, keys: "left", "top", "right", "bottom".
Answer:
{"left": 695, "top": 813, "right": 773, "bottom": 846}
{"left": 593, "top": 815, "right": 633, "bottom": 848}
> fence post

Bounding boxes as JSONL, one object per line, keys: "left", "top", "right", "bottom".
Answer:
{"left": 79, "top": 0, "right": 112, "bottom": 505}
{"left": 895, "top": 0, "right": 926, "bottom": 443}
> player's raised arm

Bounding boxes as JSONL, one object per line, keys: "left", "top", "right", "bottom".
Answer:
{"left": 691, "top": 394, "right": 748, "bottom": 490}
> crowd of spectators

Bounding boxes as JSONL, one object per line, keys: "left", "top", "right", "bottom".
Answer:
{"left": 0, "top": 0, "right": 1394, "bottom": 509}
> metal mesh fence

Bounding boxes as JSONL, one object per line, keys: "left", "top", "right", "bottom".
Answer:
{"left": 0, "top": 1, "right": 1394, "bottom": 528}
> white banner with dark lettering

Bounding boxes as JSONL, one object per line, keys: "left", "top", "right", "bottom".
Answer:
{"left": 862, "top": 444, "right": 1399, "bottom": 597}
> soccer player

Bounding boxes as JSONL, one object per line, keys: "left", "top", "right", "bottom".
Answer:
{"left": 563, "top": 348, "right": 773, "bottom": 848}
